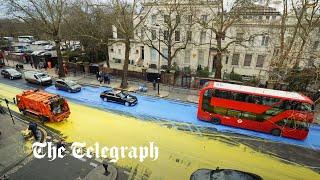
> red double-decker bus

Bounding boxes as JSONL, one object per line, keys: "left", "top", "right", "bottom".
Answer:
{"left": 197, "top": 81, "right": 315, "bottom": 140}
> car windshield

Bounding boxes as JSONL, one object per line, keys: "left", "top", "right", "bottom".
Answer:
{"left": 117, "top": 92, "right": 126, "bottom": 99}
{"left": 6, "top": 69, "right": 19, "bottom": 74}
{"left": 38, "top": 73, "right": 48, "bottom": 78}
{"left": 66, "top": 81, "right": 77, "bottom": 87}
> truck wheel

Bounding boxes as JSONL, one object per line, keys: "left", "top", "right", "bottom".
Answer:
{"left": 271, "top": 128, "right": 281, "bottom": 136}
{"left": 211, "top": 117, "right": 221, "bottom": 125}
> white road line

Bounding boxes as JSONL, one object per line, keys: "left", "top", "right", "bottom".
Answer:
{"left": 90, "top": 162, "right": 98, "bottom": 167}
{"left": 78, "top": 158, "right": 87, "bottom": 162}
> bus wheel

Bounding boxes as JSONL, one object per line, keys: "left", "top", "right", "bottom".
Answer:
{"left": 211, "top": 117, "right": 221, "bottom": 125}
{"left": 271, "top": 129, "right": 281, "bottom": 136}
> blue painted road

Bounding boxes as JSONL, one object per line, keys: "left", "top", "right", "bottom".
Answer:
{"left": 45, "top": 86, "right": 320, "bottom": 150}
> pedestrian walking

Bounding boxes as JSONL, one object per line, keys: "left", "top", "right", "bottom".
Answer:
{"left": 153, "top": 80, "right": 156, "bottom": 90}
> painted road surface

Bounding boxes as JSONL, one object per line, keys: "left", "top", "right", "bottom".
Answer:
{"left": 1, "top": 83, "right": 320, "bottom": 179}
{"left": 45, "top": 85, "right": 320, "bottom": 150}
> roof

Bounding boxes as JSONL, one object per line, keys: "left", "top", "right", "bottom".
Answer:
{"left": 21, "top": 90, "right": 57, "bottom": 102}
{"left": 213, "top": 82, "right": 311, "bottom": 102}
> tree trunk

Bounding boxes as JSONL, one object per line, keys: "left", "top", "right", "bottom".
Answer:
{"left": 121, "top": 38, "right": 130, "bottom": 88}
{"left": 55, "top": 40, "right": 65, "bottom": 78}
{"left": 103, "top": 44, "right": 110, "bottom": 68}
{"left": 214, "top": 36, "right": 222, "bottom": 79}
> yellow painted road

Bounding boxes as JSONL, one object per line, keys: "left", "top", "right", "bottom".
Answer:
{"left": 0, "top": 83, "right": 319, "bottom": 180}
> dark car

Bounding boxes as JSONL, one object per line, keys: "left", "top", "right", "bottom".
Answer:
{"left": 1, "top": 68, "right": 22, "bottom": 80}
{"left": 190, "top": 168, "right": 262, "bottom": 180}
{"left": 100, "top": 90, "right": 138, "bottom": 106}
{"left": 55, "top": 79, "right": 81, "bottom": 93}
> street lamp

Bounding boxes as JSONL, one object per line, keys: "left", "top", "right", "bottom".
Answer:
{"left": 155, "top": 24, "right": 161, "bottom": 95}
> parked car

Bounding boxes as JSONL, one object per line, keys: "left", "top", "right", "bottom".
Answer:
{"left": 24, "top": 71, "right": 52, "bottom": 86}
{"left": 138, "top": 83, "right": 148, "bottom": 92}
{"left": 100, "top": 89, "right": 138, "bottom": 106}
{"left": 55, "top": 79, "right": 81, "bottom": 93}
{"left": 1, "top": 68, "right": 22, "bottom": 80}
{"left": 190, "top": 168, "right": 262, "bottom": 180}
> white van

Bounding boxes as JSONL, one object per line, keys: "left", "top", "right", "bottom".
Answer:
{"left": 18, "top": 36, "right": 35, "bottom": 43}
{"left": 24, "top": 71, "right": 52, "bottom": 86}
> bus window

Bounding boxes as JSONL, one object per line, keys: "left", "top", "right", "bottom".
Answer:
{"left": 276, "top": 118, "right": 309, "bottom": 130}
{"left": 227, "top": 110, "right": 242, "bottom": 118}
{"left": 242, "top": 112, "right": 257, "bottom": 121}
{"left": 213, "top": 107, "right": 228, "bottom": 115}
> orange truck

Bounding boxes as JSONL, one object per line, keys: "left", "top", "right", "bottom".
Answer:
{"left": 16, "top": 89, "right": 70, "bottom": 122}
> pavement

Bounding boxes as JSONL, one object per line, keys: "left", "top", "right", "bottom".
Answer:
{"left": 0, "top": 112, "right": 40, "bottom": 176}
{"left": 3, "top": 59, "right": 199, "bottom": 103}
{"left": 0, "top": 101, "right": 121, "bottom": 180}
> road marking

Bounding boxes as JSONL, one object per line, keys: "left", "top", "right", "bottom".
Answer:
{"left": 90, "top": 162, "right": 98, "bottom": 167}
{"left": 78, "top": 158, "right": 87, "bottom": 162}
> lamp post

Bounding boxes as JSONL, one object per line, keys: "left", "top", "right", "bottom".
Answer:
{"left": 5, "top": 99, "right": 15, "bottom": 125}
{"left": 156, "top": 24, "right": 161, "bottom": 95}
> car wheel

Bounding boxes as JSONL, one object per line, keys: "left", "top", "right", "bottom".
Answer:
{"left": 211, "top": 117, "right": 221, "bottom": 125}
{"left": 9, "top": 76, "right": 13, "bottom": 80}
{"left": 271, "top": 128, "right": 281, "bottom": 136}
{"left": 125, "top": 102, "right": 130, "bottom": 106}
{"left": 103, "top": 97, "right": 108, "bottom": 102}
{"left": 68, "top": 89, "right": 72, "bottom": 93}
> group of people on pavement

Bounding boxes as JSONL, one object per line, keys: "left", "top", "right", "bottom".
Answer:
{"left": 96, "top": 71, "right": 111, "bottom": 85}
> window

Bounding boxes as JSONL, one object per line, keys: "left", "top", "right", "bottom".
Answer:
{"left": 150, "top": 47, "right": 157, "bottom": 62}
{"left": 249, "top": 37, "right": 254, "bottom": 46}
{"left": 242, "top": 112, "right": 258, "bottom": 121}
{"left": 236, "top": 33, "right": 244, "bottom": 43}
{"left": 140, "top": 28, "right": 145, "bottom": 39}
{"left": 175, "top": 31, "right": 180, "bottom": 41}
{"left": 227, "top": 109, "right": 242, "bottom": 118}
{"left": 273, "top": 48, "right": 279, "bottom": 56}
{"left": 151, "top": 30, "right": 157, "bottom": 40}
{"left": 313, "top": 41, "right": 319, "bottom": 50}
{"left": 225, "top": 56, "right": 229, "bottom": 64}
{"left": 272, "top": 15, "right": 276, "bottom": 20}
{"left": 164, "top": 15, "right": 170, "bottom": 23}
{"left": 213, "top": 107, "right": 228, "bottom": 115}
{"left": 118, "top": 49, "right": 121, "bottom": 55}
{"left": 266, "top": 15, "right": 270, "bottom": 20}
{"left": 256, "top": 55, "right": 265, "bottom": 67}
{"left": 184, "top": 49, "right": 191, "bottom": 64}
{"left": 187, "top": 31, "right": 192, "bottom": 41}
{"left": 162, "top": 48, "right": 168, "bottom": 61}
{"left": 176, "top": 15, "right": 180, "bottom": 23}
{"left": 259, "top": 16, "right": 263, "bottom": 20}
{"left": 201, "top": 15, "right": 208, "bottom": 22}
{"left": 243, "top": 54, "right": 252, "bottom": 66}
{"left": 198, "top": 50, "right": 204, "bottom": 66}
{"left": 151, "top": 15, "right": 157, "bottom": 24}
{"left": 164, "top": 30, "right": 169, "bottom": 41}
{"left": 276, "top": 119, "right": 309, "bottom": 130}
{"left": 187, "top": 15, "right": 192, "bottom": 24}
{"left": 261, "top": 35, "right": 269, "bottom": 46}
{"left": 200, "top": 31, "right": 206, "bottom": 44}
{"left": 231, "top": 54, "right": 240, "bottom": 65}
{"left": 308, "top": 57, "right": 314, "bottom": 67}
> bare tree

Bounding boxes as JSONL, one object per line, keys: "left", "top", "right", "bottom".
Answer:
{"left": 112, "top": 0, "right": 151, "bottom": 88}
{"left": 269, "top": 0, "right": 320, "bottom": 85}
{"left": 63, "top": 0, "right": 114, "bottom": 67}
{"left": 139, "top": 0, "right": 194, "bottom": 69}
{"left": 4, "top": 0, "right": 68, "bottom": 77}
{"left": 195, "top": 0, "right": 255, "bottom": 79}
